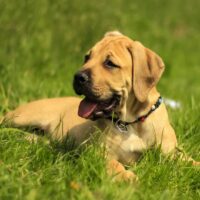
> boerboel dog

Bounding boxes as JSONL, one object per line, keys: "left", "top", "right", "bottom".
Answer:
{"left": 2, "top": 31, "right": 199, "bottom": 182}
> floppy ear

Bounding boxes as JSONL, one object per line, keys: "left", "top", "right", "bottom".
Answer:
{"left": 128, "top": 41, "right": 165, "bottom": 102}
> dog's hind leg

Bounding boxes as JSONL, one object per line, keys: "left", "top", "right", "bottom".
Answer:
{"left": 2, "top": 97, "right": 88, "bottom": 142}
{"left": 2, "top": 99, "right": 65, "bottom": 138}
{"left": 4, "top": 109, "right": 50, "bottom": 133}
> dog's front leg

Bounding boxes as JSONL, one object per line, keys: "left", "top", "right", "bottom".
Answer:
{"left": 160, "top": 123, "right": 200, "bottom": 166}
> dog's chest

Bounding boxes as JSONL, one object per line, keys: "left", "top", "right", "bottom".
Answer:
{"left": 105, "top": 125, "right": 150, "bottom": 164}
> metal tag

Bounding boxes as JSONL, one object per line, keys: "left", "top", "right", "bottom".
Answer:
{"left": 115, "top": 120, "right": 128, "bottom": 133}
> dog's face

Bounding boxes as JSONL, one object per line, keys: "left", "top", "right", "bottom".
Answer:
{"left": 73, "top": 32, "right": 165, "bottom": 119}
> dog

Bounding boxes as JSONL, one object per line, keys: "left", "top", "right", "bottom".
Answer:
{"left": 2, "top": 31, "right": 199, "bottom": 182}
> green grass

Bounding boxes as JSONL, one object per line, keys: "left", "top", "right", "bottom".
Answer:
{"left": 0, "top": 0, "right": 200, "bottom": 199}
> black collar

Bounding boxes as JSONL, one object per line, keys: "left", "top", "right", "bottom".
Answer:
{"left": 107, "top": 96, "right": 163, "bottom": 133}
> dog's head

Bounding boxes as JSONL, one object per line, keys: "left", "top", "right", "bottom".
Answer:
{"left": 73, "top": 31, "right": 165, "bottom": 120}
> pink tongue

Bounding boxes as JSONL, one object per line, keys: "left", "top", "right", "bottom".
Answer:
{"left": 78, "top": 98, "right": 98, "bottom": 118}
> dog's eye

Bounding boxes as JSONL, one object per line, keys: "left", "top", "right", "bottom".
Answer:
{"left": 104, "top": 59, "right": 119, "bottom": 69}
{"left": 84, "top": 54, "right": 90, "bottom": 63}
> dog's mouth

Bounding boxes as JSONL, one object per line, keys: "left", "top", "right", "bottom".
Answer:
{"left": 78, "top": 95, "right": 120, "bottom": 120}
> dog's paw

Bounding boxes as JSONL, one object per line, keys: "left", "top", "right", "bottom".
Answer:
{"left": 107, "top": 159, "right": 138, "bottom": 183}
{"left": 113, "top": 170, "right": 138, "bottom": 183}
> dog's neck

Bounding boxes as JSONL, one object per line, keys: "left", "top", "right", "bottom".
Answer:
{"left": 122, "top": 87, "right": 160, "bottom": 122}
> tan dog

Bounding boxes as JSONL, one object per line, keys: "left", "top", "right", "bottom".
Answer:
{"left": 2, "top": 31, "right": 198, "bottom": 182}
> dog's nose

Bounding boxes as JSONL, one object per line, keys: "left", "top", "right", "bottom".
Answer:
{"left": 73, "top": 70, "right": 91, "bottom": 95}
{"left": 74, "top": 71, "right": 89, "bottom": 84}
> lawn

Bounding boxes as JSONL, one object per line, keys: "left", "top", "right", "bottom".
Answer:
{"left": 0, "top": 0, "right": 200, "bottom": 199}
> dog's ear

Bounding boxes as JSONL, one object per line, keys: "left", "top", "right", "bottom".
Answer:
{"left": 104, "top": 31, "right": 123, "bottom": 37}
{"left": 128, "top": 41, "right": 165, "bottom": 102}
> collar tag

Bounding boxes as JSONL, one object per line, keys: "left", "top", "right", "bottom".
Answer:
{"left": 109, "top": 96, "right": 162, "bottom": 133}
{"left": 115, "top": 119, "right": 128, "bottom": 133}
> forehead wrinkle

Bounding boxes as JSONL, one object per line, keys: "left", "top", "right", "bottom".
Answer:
{"left": 104, "top": 38, "right": 126, "bottom": 48}
{"left": 94, "top": 37, "right": 127, "bottom": 51}
{"left": 110, "top": 45, "right": 129, "bottom": 61}
{"left": 107, "top": 51, "right": 122, "bottom": 61}
{"left": 99, "top": 40, "right": 127, "bottom": 57}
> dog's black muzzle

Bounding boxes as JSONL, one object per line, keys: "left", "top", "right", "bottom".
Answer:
{"left": 73, "top": 69, "right": 92, "bottom": 96}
